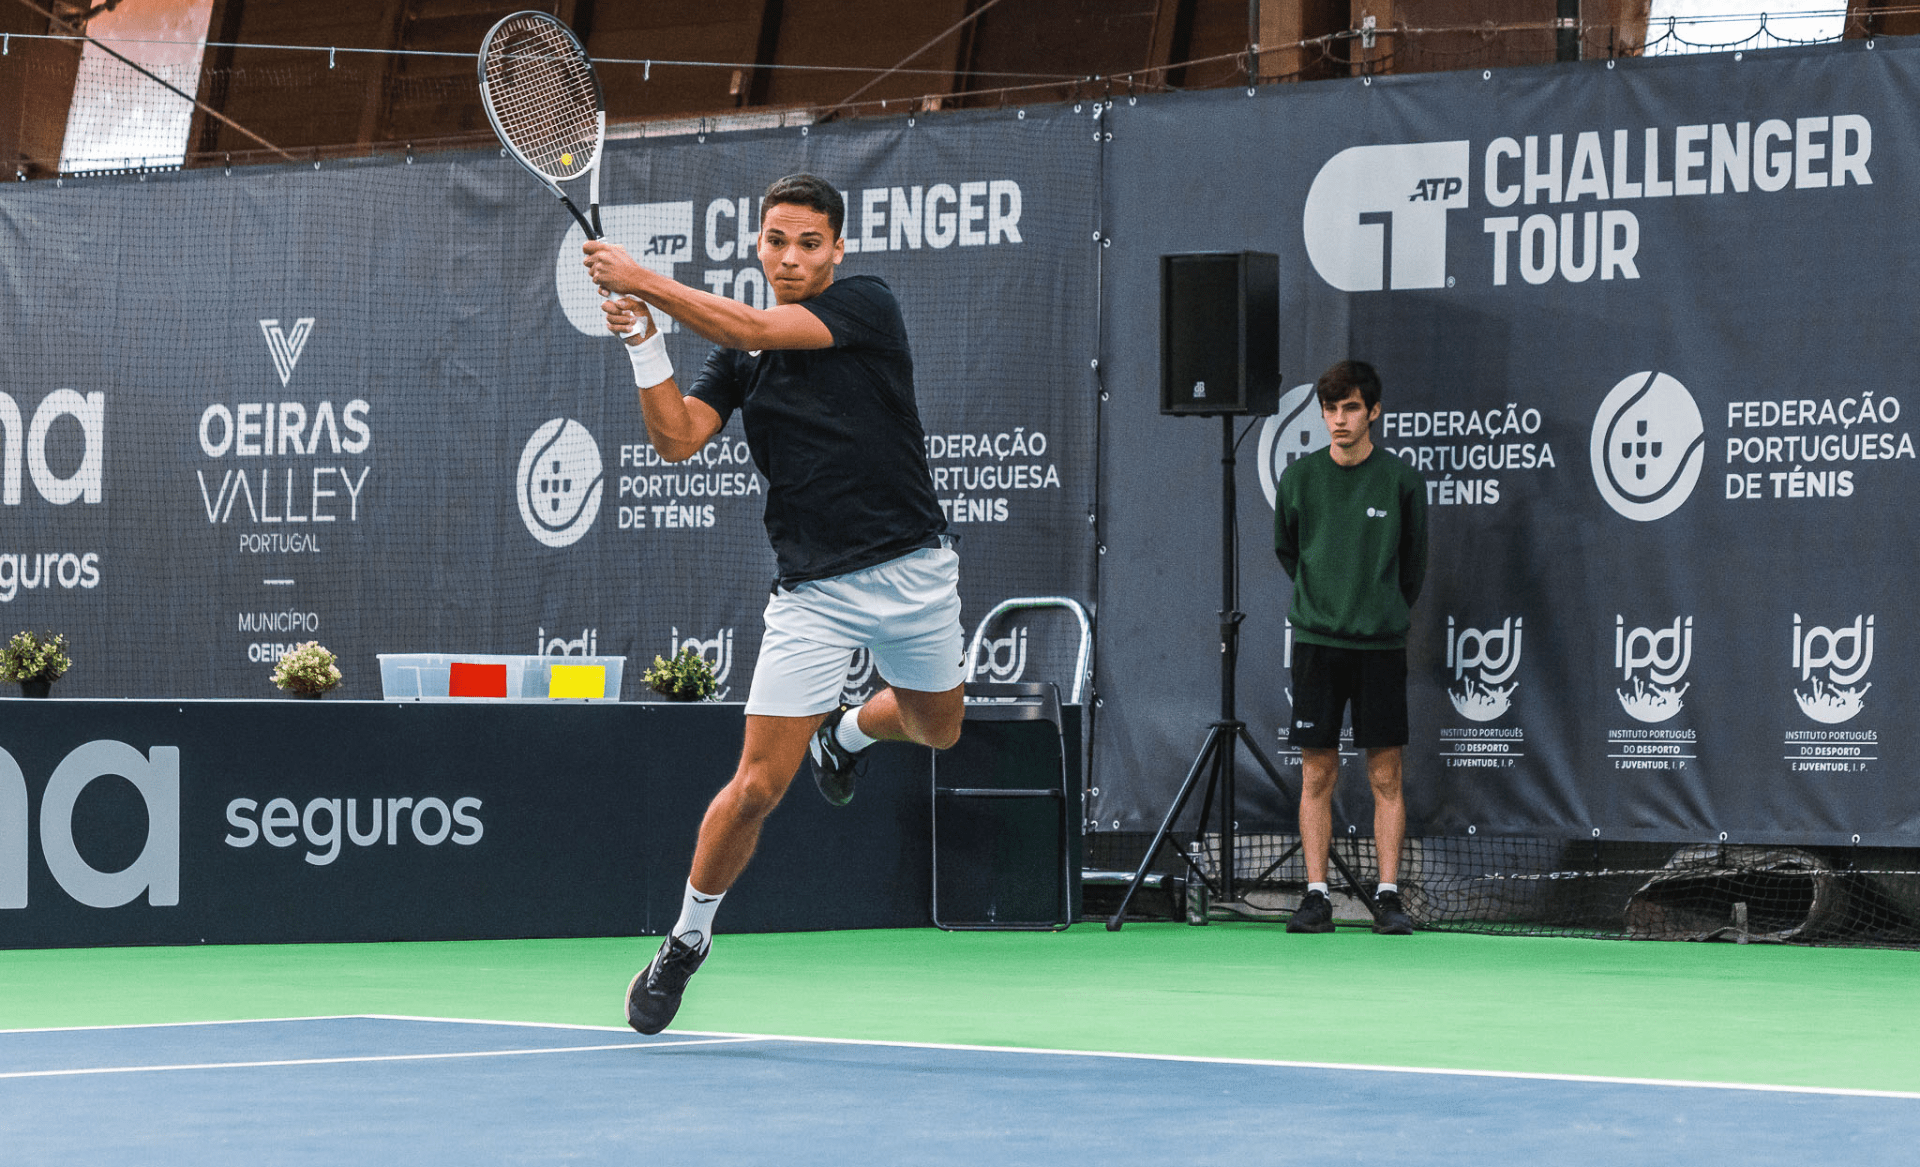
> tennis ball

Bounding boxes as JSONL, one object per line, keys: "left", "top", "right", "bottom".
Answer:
{"left": 561, "top": 152, "right": 573, "bottom": 166}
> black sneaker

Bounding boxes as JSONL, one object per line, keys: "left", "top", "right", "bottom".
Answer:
{"left": 1287, "top": 889, "right": 1335, "bottom": 934}
{"left": 809, "top": 705, "right": 867, "bottom": 807}
{"left": 625, "top": 934, "right": 708, "bottom": 1035}
{"left": 1372, "top": 889, "right": 1415, "bottom": 935}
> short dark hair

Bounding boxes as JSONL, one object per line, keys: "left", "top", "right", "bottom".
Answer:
{"left": 1315, "top": 360, "right": 1382, "bottom": 411}
{"left": 761, "top": 173, "right": 844, "bottom": 238}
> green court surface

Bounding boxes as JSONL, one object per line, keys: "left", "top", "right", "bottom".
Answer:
{"left": 3, "top": 926, "right": 1915, "bottom": 1093}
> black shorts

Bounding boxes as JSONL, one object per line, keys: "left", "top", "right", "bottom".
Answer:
{"left": 1287, "top": 643, "right": 1408, "bottom": 750}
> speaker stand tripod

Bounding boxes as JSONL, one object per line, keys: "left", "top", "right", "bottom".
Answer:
{"left": 1105, "top": 415, "right": 1374, "bottom": 929}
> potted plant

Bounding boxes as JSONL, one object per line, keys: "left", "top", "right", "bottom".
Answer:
{"left": 0, "top": 630, "right": 71, "bottom": 698}
{"left": 643, "top": 646, "right": 717, "bottom": 702}
{"left": 272, "top": 640, "right": 342, "bottom": 698}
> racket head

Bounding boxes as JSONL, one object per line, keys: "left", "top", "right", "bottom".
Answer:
{"left": 477, "top": 11, "right": 605, "bottom": 186}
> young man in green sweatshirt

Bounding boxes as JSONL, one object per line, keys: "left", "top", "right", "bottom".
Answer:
{"left": 1273, "top": 360, "right": 1428, "bottom": 935}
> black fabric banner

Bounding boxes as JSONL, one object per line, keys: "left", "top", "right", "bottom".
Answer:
{"left": 0, "top": 106, "right": 1099, "bottom": 709}
{"left": 1093, "top": 42, "right": 1920, "bottom": 848}
{"left": 6, "top": 46, "right": 1920, "bottom": 851}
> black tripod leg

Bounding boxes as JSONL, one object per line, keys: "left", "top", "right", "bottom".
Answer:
{"left": 1106, "top": 726, "right": 1226, "bottom": 931}
{"left": 1237, "top": 726, "right": 1379, "bottom": 923}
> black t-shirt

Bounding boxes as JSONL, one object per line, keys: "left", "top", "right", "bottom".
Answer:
{"left": 687, "top": 274, "right": 946, "bottom": 587}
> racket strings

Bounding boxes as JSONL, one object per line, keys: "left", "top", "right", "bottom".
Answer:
{"left": 481, "top": 17, "right": 600, "bottom": 181}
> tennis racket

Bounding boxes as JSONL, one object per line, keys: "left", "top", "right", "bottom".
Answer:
{"left": 478, "top": 10, "right": 609, "bottom": 240}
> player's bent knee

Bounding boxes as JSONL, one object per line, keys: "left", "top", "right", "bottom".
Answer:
{"left": 719, "top": 770, "right": 792, "bottom": 822}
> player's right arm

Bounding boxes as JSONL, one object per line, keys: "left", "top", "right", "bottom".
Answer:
{"left": 585, "top": 241, "right": 832, "bottom": 352}
{"left": 605, "top": 297, "right": 723, "bottom": 464}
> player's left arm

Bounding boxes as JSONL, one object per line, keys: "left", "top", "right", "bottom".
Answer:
{"left": 583, "top": 241, "right": 832, "bottom": 352}
{"left": 1399, "top": 469, "right": 1429, "bottom": 605}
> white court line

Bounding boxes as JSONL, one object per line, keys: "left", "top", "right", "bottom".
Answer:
{"left": 7, "top": 1015, "right": 1918, "bottom": 1101}
{"left": 0, "top": 1036, "right": 765, "bottom": 1080}
{"left": 0, "top": 1015, "right": 379, "bottom": 1036}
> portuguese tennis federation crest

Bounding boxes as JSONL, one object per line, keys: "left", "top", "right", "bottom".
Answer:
{"left": 517, "top": 418, "right": 604, "bottom": 549}
{"left": 1590, "top": 371, "right": 1706, "bottom": 521}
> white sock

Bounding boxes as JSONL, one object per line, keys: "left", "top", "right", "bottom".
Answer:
{"left": 1307, "top": 882, "right": 1329, "bottom": 897}
{"left": 672, "top": 881, "right": 724, "bottom": 951}
{"left": 836, "top": 704, "right": 878, "bottom": 753}
{"left": 1377, "top": 882, "right": 1398, "bottom": 895}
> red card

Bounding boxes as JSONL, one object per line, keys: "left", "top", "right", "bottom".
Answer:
{"left": 448, "top": 661, "right": 508, "bottom": 698}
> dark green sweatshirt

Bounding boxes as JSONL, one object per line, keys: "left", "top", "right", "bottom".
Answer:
{"left": 1274, "top": 447, "right": 1428, "bottom": 649}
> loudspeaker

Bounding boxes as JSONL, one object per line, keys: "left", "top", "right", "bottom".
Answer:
{"left": 1159, "top": 251, "right": 1280, "bottom": 416}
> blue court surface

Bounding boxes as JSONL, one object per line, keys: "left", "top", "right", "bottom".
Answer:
{"left": 3, "top": 1016, "right": 1918, "bottom": 1165}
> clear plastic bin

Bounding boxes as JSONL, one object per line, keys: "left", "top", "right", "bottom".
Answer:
{"left": 376, "top": 653, "right": 624, "bottom": 701}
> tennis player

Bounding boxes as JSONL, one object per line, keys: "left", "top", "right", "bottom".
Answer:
{"left": 1274, "top": 360, "right": 1427, "bottom": 936}
{"left": 583, "top": 173, "right": 964, "bottom": 1034}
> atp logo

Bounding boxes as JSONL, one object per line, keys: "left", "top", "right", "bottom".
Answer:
{"left": 2, "top": 741, "right": 179, "bottom": 910}
{"left": 1446, "top": 616, "right": 1523, "bottom": 722}
{"left": 1793, "top": 614, "right": 1873, "bottom": 724}
{"left": 1303, "top": 141, "right": 1469, "bottom": 292}
{"left": 517, "top": 419, "right": 604, "bottom": 548}
{"left": 671, "top": 626, "right": 734, "bottom": 699}
{"left": 1615, "top": 615, "right": 1692, "bottom": 723}
{"left": 1257, "top": 384, "right": 1329, "bottom": 510}
{"left": 556, "top": 201, "right": 695, "bottom": 336}
{"left": 259, "top": 318, "right": 315, "bottom": 386}
{"left": 1590, "top": 372, "right": 1706, "bottom": 521}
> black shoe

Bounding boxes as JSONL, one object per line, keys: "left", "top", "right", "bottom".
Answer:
{"left": 1372, "top": 889, "right": 1414, "bottom": 935}
{"left": 1287, "top": 889, "right": 1335, "bottom": 934}
{"left": 626, "top": 934, "right": 708, "bottom": 1035}
{"left": 809, "top": 705, "right": 868, "bottom": 807}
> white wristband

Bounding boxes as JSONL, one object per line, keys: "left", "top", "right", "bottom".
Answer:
{"left": 625, "top": 329, "right": 673, "bottom": 388}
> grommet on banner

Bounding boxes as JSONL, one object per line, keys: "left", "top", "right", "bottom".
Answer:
{"left": 1607, "top": 60, "right": 1616, "bottom": 70}
{"left": 800, "top": 126, "right": 808, "bottom": 136}
{"left": 1347, "top": 825, "right": 1358, "bottom": 835}
{"left": 1482, "top": 70, "right": 1492, "bottom": 80}
{"left": 1735, "top": 51, "right": 1743, "bottom": 61}
{"left": 1467, "top": 825, "right": 1477, "bottom": 835}
{"left": 1719, "top": 831, "right": 1729, "bottom": 842}
{"left": 1017, "top": 109, "right": 1026, "bottom": 119}
{"left": 1853, "top": 833, "right": 1863, "bottom": 844}
{"left": 1362, "top": 76, "right": 1372, "bottom": 87}
{"left": 1591, "top": 828, "right": 1602, "bottom": 838}
{"left": 1867, "top": 39, "right": 1876, "bottom": 49}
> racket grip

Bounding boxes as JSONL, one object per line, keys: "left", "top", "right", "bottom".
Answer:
{"left": 599, "top": 286, "right": 642, "bottom": 338}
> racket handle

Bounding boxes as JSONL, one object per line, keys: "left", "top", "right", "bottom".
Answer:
{"left": 600, "top": 286, "right": 642, "bottom": 338}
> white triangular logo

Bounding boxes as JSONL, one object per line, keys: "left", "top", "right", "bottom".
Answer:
{"left": 259, "top": 317, "right": 316, "bottom": 386}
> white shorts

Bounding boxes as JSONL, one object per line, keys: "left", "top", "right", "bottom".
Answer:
{"left": 744, "top": 546, "right": 965, "bottom": 718}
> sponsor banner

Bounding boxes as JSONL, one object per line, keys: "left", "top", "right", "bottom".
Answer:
{"left": 0, "top": 701, "right": 939, "bottom": 946}
{"left": 0, "top": 108, "right": 1098, "bottom": 708}
{"left": 1094, "top": 42, "right": 1920, "bottom": 844}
